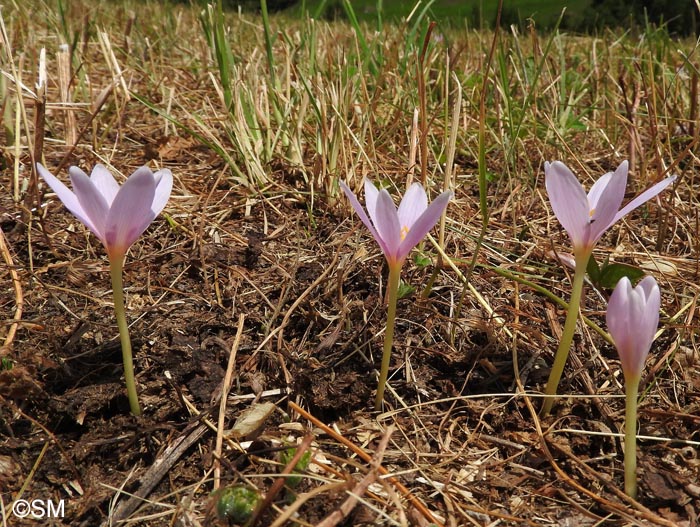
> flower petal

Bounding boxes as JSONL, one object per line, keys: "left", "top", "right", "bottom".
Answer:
{"left": 586, "top": 169, "right": 614, "bottom": 210}
{"left": 397, "top": 183, "right": 428, "bottom": 232}
{"left": 339, "top": 181, "right": 391, "bottom": 257}
{"left": 612, "top": 174, "right": 677, "bottom": 225}
{"left": 364, "top": 180, "right": 379, "bottom": 223}
{"left": 587, "top": 161, "right": 628, "bottom": 244}
{"left": 151, "top": 168, "right": 173, "bottom": 215}
{"left": 373, "top": 188, "right": 402, "bottom": 263}
{"left": 69, "top": 166, "right": 110, "bottom": 241}
{"left": 636, "top": 275, "right": 660, "bottom": 358}
{"left": 89, "top": 164, "right": 120, "bottom": 206}
{"left": 638, "top": 275, "right": 660, "bottom": 306}
{"left": 103, "top": 167, "right": 157, "bottom": 257}
{"left": 607, "top": 276, "right": 660, "bottom": 379}
{"left": 37, "top": 163, "right": 100, "bottom": 236}
{"left": 607, "top": 277, "right": 634, "bottom": 365}
{"left": 545, "top": 161, "right": 591, "bottom": 249}
{"left": 398, "top": 189, "right": 452, "bottom": 262}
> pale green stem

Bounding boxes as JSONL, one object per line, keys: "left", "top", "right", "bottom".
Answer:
{"left": 541, "top": 251, "right": 590, "bottom": 415}
{"left": 375, "top": 263, "right": 402, "bottom": 410}
{"left": 624, "top": 375, "right": 640, "bottom": 499}
{"left": 109, "top": 256, "right": 142, "bottom": 416}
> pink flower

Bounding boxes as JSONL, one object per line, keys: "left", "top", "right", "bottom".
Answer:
{"left": 606, "top": 276, "right": 660, "bottom": 379}
{"left": 38, "top": 163, "right": 173, "bottom": 260}
{"left": 545, "top": 160, "right": 676, "bottom": 257}
{"left": 340, "top": 180, "right": 452, "bottom": 267}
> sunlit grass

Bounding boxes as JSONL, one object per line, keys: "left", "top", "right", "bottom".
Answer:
{"left": 7, "top": 0, "right": 691, "bottom": 196}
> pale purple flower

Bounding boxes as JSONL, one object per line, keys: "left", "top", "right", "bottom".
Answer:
{"left": 545, "top": 160, "right": 676, "bottom": 256}
{"left": 340, "top": 180, "right": 452, "bottom": 267}
{"left": 37, "top": 163, "right": 173, "bottom": 260}
{"left": 606, "top": 276, "right": 660, "bottom": 379}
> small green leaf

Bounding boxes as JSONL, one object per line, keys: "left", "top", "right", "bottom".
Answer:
{"left": 598, "top": 263, "right": 646, "bottom": 289}
{"left": 397, "top": 280, "right": 415, "bottom": 299}
{"left": 485, "top": 170, "right": 498, "bottom": 182}
{"left": 586, "top": 253, "right": 601, "bottom": 283}
{"left": 279, "top": 446, "right": 312, "bottom": 487}
{"left": 413, "top": 253, "right": 431, "bottom": 267}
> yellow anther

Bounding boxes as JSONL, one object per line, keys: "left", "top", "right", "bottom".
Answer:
{"left": 400, "top": 225, "right": 410, "bottom": 241}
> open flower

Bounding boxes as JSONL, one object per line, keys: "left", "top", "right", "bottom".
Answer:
{"left": 607, "top": 276, "right": 660, "bottom": 379}
{"left": 545, "top": 160, "right": 676, "bottom": 257}
{"left": 37, "top": 163, "right": 173, "bottom": 260}
{"left": 340, "top": 178, "right": 451, "bottom": 409}
{"left": 38, "top": 162, "right": 173, "bottom": 416}
{"left": 339, "top": 180, "right": 452, "bottom": 267}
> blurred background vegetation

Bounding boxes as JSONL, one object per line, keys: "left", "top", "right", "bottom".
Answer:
{"left": 211, "top": 0, "right": 699, "bottom": 35}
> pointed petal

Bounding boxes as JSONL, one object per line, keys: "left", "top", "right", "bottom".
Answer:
{"left": 363, "top": 180, "right": 387, "bottom": 236}
{"left": 607, "top": 277, "right": 634, "bottom": 365}
{"left": 104, "top": 167, "right": 157, "bottom": 257}
{"left": 622, "top": 287, "right": 649, "bottom": 376}
{"left": 374, "top": 188, "right": 402, "bottom": 262}
{"left": 587, "top": 160, "right": 628, "bottom": 210}
{"left": 545, "top": 161, "right": 591, "bottom": 249}
{"left": 151, "top": 168, "right": 173, "bottom": 215}
{"left": 69, "top": 166, "right": 110, "bottom": 241}
{"left": 607, "top": 276, "right": 660, "bottom": 378}
{"left": 612, "top": 174, "right": 677, "bottom": 225}
{"left": 586, "top": 170, "right": 614, "bottom": 210}
{"left": 398, "top": 190, "right": 452, "bottom": 261}
{"left": 37, "top": 163, "right": 99, "bottom": 235}
{"left": 588, "top": 161, "right": 628, "bottom": 243}
{"left": 89, "top": 164, "right": 120, "bottom": 206}
{"left": 339, "top": 181, "right": 391, "bottom": 257}
{"left": 637, "top": 275, "right": 660, "bottom": 356}
{"left": 397, "top": 183, "right": 428, "bottom": 231}
{"left": 607, "top": 276, "right": 632, "bottom": 334}
{"left": 364, "top": 180, "right": 379, "bottom": 221}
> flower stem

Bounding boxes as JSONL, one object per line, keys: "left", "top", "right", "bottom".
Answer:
{"left": 541, "top": 252, "right": 589, "bottom": 415}
{"left": 109, "top": 256, "right": 142, "bottom": 416}
{"left": 624, "top": 376, "right": 640, "bottom": 499}
{"left": 375, "top": 263, "right": 402, "bottom": 410}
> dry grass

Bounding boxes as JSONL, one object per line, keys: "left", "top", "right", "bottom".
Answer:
{"left": 1, "top": 1, "right": 699, "bottom": 526}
